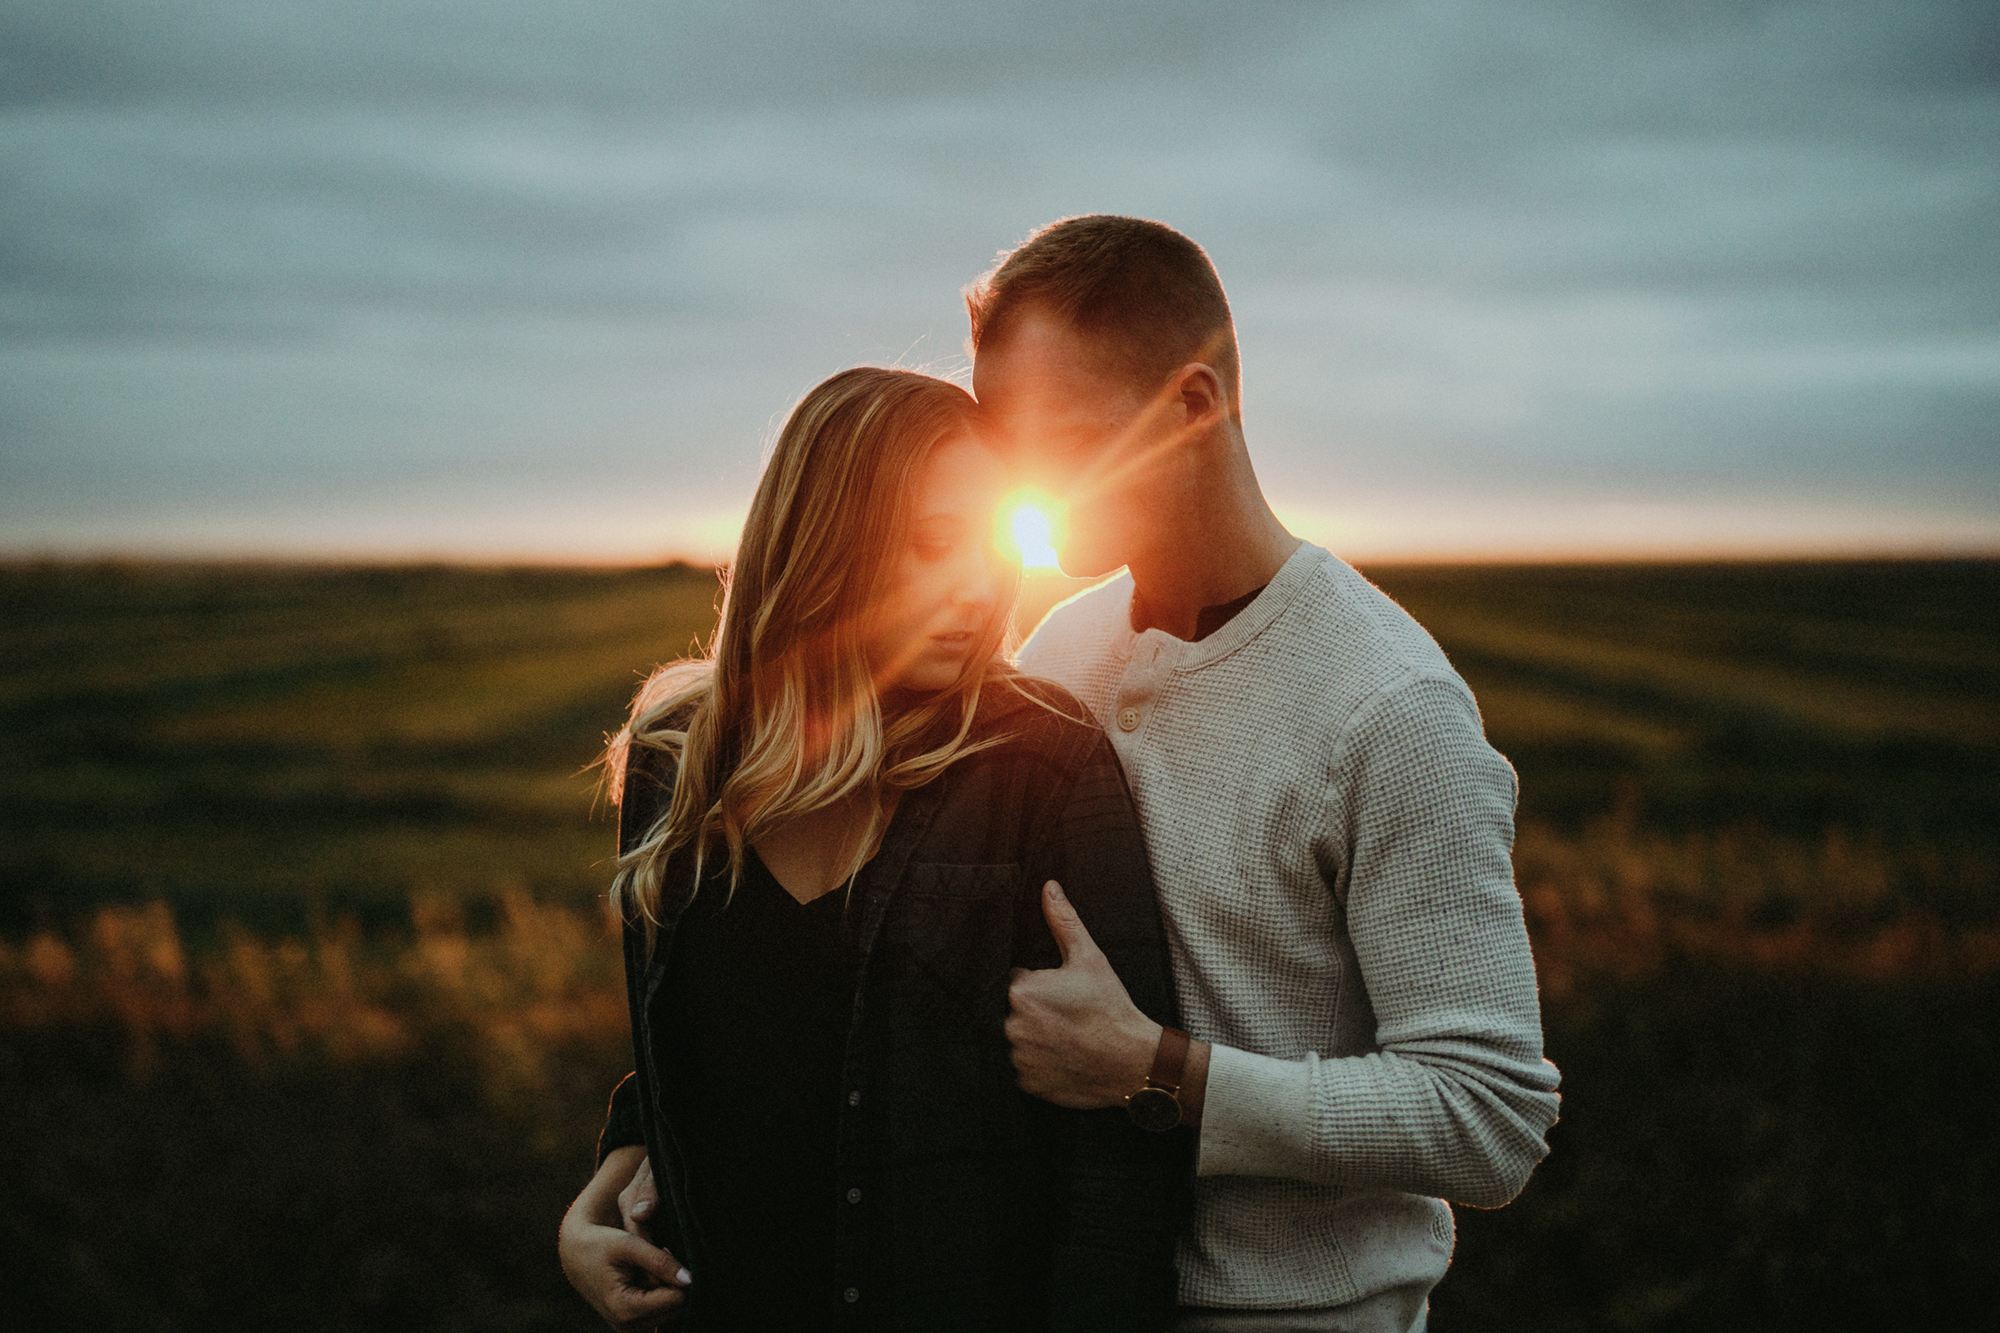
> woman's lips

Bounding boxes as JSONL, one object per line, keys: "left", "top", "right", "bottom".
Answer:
{"left": 931, "top": 630, "right": 976, "bottom": 651}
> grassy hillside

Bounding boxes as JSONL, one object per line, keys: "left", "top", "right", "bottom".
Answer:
{"left": 1375, "top": 560, "right": 2000, "bottom": 841}
{"left": 6, "top": 557, "right": 1992, "bottom": 934}
{"left": 0, "top": 561, "right": 722, "bottom": 935}
{"left": 2, "top": 557, "right": 1995, "bottom": 1330}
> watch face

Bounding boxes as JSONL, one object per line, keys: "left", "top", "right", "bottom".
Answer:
{"left": 1126, "top": 1086, "right": 1182, "bottom": 1133}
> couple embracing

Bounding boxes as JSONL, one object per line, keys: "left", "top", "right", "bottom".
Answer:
{"left": 558, "top": 216, "right": 1561, "bottom": 1332}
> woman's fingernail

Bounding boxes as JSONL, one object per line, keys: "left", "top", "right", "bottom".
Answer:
{"left": 633, "top": 1199, "right": 652, "bottom": 1216}
{"left": 1046, "top": 881, "right": 1064, "bottom": 901}
{"left": 676, "top": 1268, "right": 692, "bottom": 1285}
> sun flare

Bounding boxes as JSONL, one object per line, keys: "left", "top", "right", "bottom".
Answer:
{"left": 1001, "top": 493, "right": 1063, "bottom": 572}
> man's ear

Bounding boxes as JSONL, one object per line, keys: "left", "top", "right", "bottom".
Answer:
{"left": 1173, "top": 362, "right": 1227, "bottom": 430}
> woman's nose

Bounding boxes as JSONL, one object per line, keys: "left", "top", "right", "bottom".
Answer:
{"left": 950, "top": 549, "right": 1000, "bottom": 610}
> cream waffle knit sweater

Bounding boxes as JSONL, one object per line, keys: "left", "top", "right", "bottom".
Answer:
{"left": 1017, "top": 542, "right": 1561, "bottom": 1311}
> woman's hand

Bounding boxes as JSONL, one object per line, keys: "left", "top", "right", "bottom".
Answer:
{"left": 618, "top": 1154, "right": 662, "bottom": 1237}
{"left": 559, "top": 1145, "right": 691, "bottom": 1330}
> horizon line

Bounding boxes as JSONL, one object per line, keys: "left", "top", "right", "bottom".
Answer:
{"left": 5, "top": 545, "right": 1997, "bottom": 573}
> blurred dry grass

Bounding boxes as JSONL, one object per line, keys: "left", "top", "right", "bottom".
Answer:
{"left": 0, "top": 890, "right": 625, "bottom": 1090}
{"left": 1516, "top": 815, "right": 2000, "bottom": 995}
{"left": 5, "top": 814, "right": 1993, "bottom": 1090}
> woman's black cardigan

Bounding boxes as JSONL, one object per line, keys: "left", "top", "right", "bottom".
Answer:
{"left": 596, "top": 677, "right": 1192, "bottom": 1331}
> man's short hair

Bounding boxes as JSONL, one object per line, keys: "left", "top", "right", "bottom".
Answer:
{"left": 965, "top": 215, "right": 1241, "bottom": 418}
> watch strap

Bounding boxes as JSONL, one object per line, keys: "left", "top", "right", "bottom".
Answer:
{"left": 1148, "top": 1025, "right": 1190, "bottom": 1093}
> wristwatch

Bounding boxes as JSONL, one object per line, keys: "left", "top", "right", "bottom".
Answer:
{"left": 1125, "top": 1026, "right": 1190, "bottom": 1132}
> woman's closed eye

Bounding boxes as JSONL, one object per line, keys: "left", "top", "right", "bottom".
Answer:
{"left": 912, "top": 518, "right": 964, "bottom": 561}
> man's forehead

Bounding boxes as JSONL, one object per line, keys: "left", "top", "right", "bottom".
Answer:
{"left": 974, "top": 318, "right": 1127, "bottom": 417}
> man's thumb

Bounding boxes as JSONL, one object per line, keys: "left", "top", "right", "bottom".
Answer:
{"left": 1042, "top": 881, "right": 1104, "bottom": 967}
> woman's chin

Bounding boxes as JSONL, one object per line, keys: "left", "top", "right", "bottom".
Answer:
{"left": 886, "top": 670, "right": 958, "bottom": 695}
{"left": 880, "top": 654, "right": 981, "bottom": 696}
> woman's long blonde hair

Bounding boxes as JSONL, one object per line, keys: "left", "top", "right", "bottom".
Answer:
{"left": 606, "top": 367, "right": 1022, "bottom": 932}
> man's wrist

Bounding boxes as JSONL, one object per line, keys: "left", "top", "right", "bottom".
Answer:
{"left": 1123, "top": 1024, "right": 1190, "bottom": 1130}
{"left": 1109, "top": 1018, "right": 1165, "bottom": 1104}
{"left": 1113, "top": 1026, "right": 1212, "bottom": 1129}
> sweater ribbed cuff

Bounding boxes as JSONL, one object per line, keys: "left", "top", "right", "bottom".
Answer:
{"left": 1196, "top": 1044, "right": 1319, "bottom": 1179}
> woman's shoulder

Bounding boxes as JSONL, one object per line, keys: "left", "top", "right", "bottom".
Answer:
{"left": 622, "top": 732, "right": 680, "bottom": 794}
{"left": 618, "top": 662, "right": 709, "bottom": 780}
{"left": 617, "top": 698, "right": 699, "bottom": 847}
{"left": 972, "top": 670, "right": 1109, "bottom": 759}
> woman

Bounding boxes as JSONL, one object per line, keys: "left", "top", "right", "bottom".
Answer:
{"left": 557, "top": 367, "right": 1189, "bottom": 1332}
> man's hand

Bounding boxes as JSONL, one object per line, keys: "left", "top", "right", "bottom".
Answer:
{"left": 559, "top": 1145, "right": 691, "bottom": 1331}
{"left": 1007, "top": 880, "right": 1166, "bottom": 1108}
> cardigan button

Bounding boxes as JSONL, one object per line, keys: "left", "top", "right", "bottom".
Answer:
{"left": 844, "top": 1287, "right": 861, "bottom": 1303}
{"left": 1117, "top": 706, "right": 1141, "bottom": 732}
{"left": 846, "top": 1187, "right": 862, "bottom": 1204}
{"left": 848, "top": 1089, "right": 861, "bottom": 1107}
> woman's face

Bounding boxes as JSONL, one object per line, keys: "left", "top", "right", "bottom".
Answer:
{"left": 862, "top": 434, "right": 1013, "bottom": 693}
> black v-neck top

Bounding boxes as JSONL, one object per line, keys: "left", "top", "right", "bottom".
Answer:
{"left": 658, "top": 850, "right": 858, "bottom": 1330}
{"left": 602, "top": 678, "right": 1192, "bottom": 1332}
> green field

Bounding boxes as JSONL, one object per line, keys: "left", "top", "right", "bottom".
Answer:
{"left": 0, "top": 562, "right": 723, "bottom": 935}
{"left": 2, "top": 558, "right": 1995, "bottom": 1330}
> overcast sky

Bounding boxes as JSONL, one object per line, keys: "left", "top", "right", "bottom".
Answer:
{"left": 3, "top": 0, "right": 1996, "bottom": 562}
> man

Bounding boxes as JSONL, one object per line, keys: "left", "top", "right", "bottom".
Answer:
{"left": 981, "top": 215, "right": 1560, "bottom": 1332}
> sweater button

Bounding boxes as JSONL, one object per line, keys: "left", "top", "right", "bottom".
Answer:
{"left": 846, "top": 1187, "right": 862, "bottom": 1204}
{"left": 1117, "top": 706, "right": 1141, "bottom": 732}
{"left": 847, "top": 1089, "right": 861, "bottom": 1107}
{"left": 844, "top": 1287, "right": 861, "bottom": 1303}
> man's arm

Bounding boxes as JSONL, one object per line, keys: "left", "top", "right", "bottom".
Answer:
{"left": 1009, "top": 674, "right": 1560, "bottom": 1208}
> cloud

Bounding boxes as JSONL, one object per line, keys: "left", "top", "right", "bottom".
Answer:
{"left": 1, "top": 0, "right": 1995, "bottom": 558}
